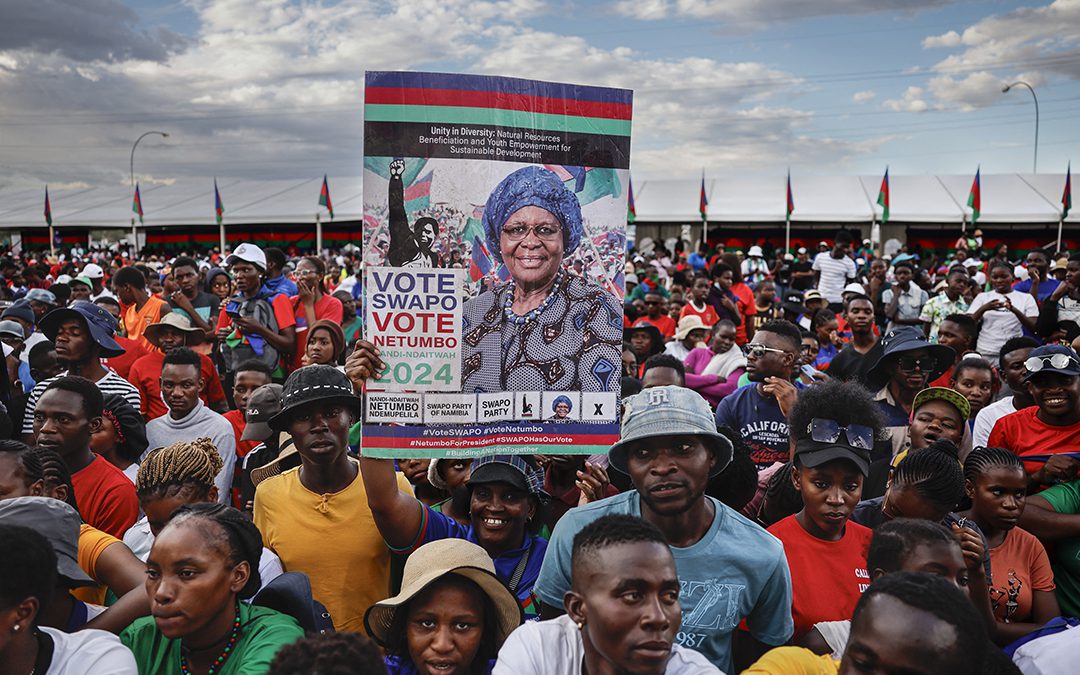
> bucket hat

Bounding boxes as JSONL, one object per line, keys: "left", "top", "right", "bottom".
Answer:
{"left": 268, "top": 365, "right": 360, "bottom": 431}
{"left": 912, "top": 387, "right": 970, "bottom": 423}
{"left": 1023, "top": 344, "right": 1080, "bottom": 383}
{"left": 38, "top": 300, "right": 125, "bottom": 357}
{"left": 144, "top": 312, "right": 204, "bottom": 348}
{"left": 0, "top": 497, "right": 94, "bottom": 587}
{"left": 364, "top": 539, "right": 523, "bottom": 647}
{"left": 242, "top": 383, "right": 284, "bottom": 442}
{"left": 673, "top": 315, "right": 712, "bottom": 341}
{"left": 865, "top": 326, "right": 954, "bottom": 390}
{"left": 609, "top": 385, "right": 733, "bottom": 477}
{"left": 624, "top": 323, "right": 664, "bottom": 358}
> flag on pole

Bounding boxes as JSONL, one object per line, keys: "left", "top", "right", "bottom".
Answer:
{"left": 214, "top": 179, "right": 224, "bottom": 225}
{"left": 967, "top": 167, "right": 981, "bottom": 224}
{"left": 1064, "top": 162, "right": 1072, "bottom": 219}
{"left": 876, "top": 167, "right": 890, "bottom": 224}
{"left": 132, "top": 183, "right": 144, "bottom": 224}
{"left": 627, "top": 176, "right": 636, "bottom": 223}
{"left": 44, "top": 186, "right": 52, "bottom": 227}
{"left": 319, "top": 174, "right": 333, "bottom": 219}
{"left": 786, "top": 169, "right": 795, "bottom": 220}
{"left": 699, "top": 173, "right": 708, "bottom": 221}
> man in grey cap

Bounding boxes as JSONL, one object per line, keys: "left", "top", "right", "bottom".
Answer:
{"left": 535, "top": 385, "right": 793, "bottom": 672}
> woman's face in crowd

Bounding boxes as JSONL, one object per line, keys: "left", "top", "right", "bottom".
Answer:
{"left": 146, "top": 522, "right": 248, "bottom": 642}
{"left": 815, "top": 319, "right": 838, "bottom": 342}
{"left": 908, "top": 400, "right": 964, "bottom": 450}
{"left": 210, "top": 274, "right": 232, "bottom": 300}
{"left": 953, "top": 368, "right": 993, "bottom": 416}
{"left": 231, "top": 262, "right": 262, "bottom": 294}
{"left": 967, "top": 466, "right": 1026, "bottom": 534}
{"left": 799, "top": 337, "right": 820, "bottom": 366}
{"left": 400, "top": 459, "right": 432, "bottom": 486}
{"left": 499, "top": 205, "right": 564, "bottom": 290}
{"left": 88, "top": 418, "right": 122, "bottom": 459}
{"left": 989, "top": 266, "right": 1014, "bottom": 294}
{"left": 882, "top": 483, "right": 950, "bottom": 523}
{"left": 692, "top": 278, "right": 710, "bottom": 302}
{"left": 404, "top": 577, "right": 486, "bottom": 675}
{"left": 305, "top": 328, "right": 336, "bottom": 365}
{"left": 469, "top": 482, "right": 534, "bottom": 552}
{"left": 296, "top": 259, "right": 321, "bottom": 290}
{"left": 717, "top": 270, "right": 733, "bottom": 290}
{"left": 711, "top": 325, "right": 736, "bottom": 355}
{"left": 622, "top": 348, "right": 637, "bottom": 375}
{"left": 572, "top": 540, "right": 681, "bottom": 675}
{"left": 792, "top": 458, "right": 863, "bottom": 541}
{"left": 439, "top": 459, "right": 472, "bottom": 491}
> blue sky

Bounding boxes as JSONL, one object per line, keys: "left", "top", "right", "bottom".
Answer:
{"left": 0, "top": 0, "right": 1076, "bottom": 190}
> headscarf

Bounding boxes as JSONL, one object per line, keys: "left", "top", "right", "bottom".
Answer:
{"left": 551, "top": 395, "right": 573, "bottom": 413}
{"left": 307, "top": 319, "right": 345, "bottom": 363}
{"left": 482, "top": 166, "right": 583, "bottom": 263}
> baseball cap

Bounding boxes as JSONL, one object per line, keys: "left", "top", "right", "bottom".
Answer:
{"left": 797, "top": 247, "right": 807, "bottom": 254}
{"left": 609, "top": 386, "right": 733, "bottom": 477}
{"left": 70, "top": 276, "right": 92, "bottom": 290}
{"left": 242, "top": 384, "right": 284, "bottom": 442}
{"left": 842, "top": 282, "right": 866, "bottom": 296}
{"left": 81, "top": 263, "right": 104, "bottom": 279}
{"left": 467, "top": 455, "right": 547, "bottom": 499}
{"left": 25, "top": 288, "right": 57, "bottom": 305}
{"left": 803, "top": 289, "right": 824, "bottom": 303}
{"left": 912, "top": 387, "right": 970, "bottom": 424}
{"left": 0, "top": 320, "right": 25, "bottom": 340}
{"left": 1024, "top": 344, "right": 1080, "bottom": 382}
{"left": 0, "top": 497, "right": 94, "bottom": 586}
{"left": 225, "top": 243, "right": 267, "bottom": 271}
{"left": 793, "top": 418, "right": 873, "bottom": 476}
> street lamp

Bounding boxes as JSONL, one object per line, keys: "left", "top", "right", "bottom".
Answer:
{"left": 129, "top": 130, "right": 168, "bottom": 254}
{"left": 1002, "top": 82, "right": 1038, "bottom": 173}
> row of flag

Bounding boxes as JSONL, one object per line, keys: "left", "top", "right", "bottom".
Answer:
{"left": 43, "top": 175, "right": 336, "bottom": 227}
{"left": 630, "top": 165, "right": 1074, "bottom": 225}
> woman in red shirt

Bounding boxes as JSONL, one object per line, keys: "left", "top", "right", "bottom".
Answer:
{"left": 767, "top": 381, "right": 881, "bottom": 638}
{"left": 289, "top": 256, "right": 343, "bottom": 372}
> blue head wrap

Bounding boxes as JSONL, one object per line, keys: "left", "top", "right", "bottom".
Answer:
{"left": 482, "top": 166, "right": 583, "bottom": 263}
{"left": 552, "top": 395, "right": 573, "bottom": 412}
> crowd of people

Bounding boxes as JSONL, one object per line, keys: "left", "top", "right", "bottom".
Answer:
{"left": 1, "top": 227, "right": 1079, "bottom": 674}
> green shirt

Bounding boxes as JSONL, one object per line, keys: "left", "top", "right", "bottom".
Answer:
{"left": 120, "top": 603, "right": 304, "bottom": 675}
{"left": 1035, "top": 480, "right": 1080, "bottom": 617}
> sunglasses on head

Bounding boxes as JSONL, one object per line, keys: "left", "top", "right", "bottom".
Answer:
{"left": 743, "top": 344, "right": 789, "bottom": 359}
{"left": 896, "top": 355, "right": 935, "bottom": 373}
{"left": 807, "top": 418, "right": 874, "bottom": 450}
{"left": 1025, "top": 353, "right": 1080, "bottom": 373}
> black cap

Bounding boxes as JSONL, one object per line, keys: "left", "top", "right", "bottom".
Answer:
{"left": 793, "top": 438, "right": 871, "bottom": 476}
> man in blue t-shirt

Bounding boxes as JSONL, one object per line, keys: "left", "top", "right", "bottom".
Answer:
{"left": 715, "top": 319, "right": 801, "bottom": 469}
{"left": 535, "top": 385, "right": 793, "bottom": 673}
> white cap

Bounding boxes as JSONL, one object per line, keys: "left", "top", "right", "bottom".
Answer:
{"left": 81, "top": 263, "right": 104, "bottom": 279}
{"left": 843, "top": 282, "right": 866, "bottom": 295}
{"left": 225, "top": 243, "right": 267, "bottom": 271}
{"left": 797, "top": 247, "right": 807, "bottom": 254}
{"left": 748, "top": 245, "right": 763, "bottom": 257}
{"left": 55, "top": 274, "right": 72, "bottom": 284}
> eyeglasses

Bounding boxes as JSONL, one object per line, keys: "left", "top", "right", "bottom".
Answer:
{"left": 644, "top": 300, "right": 662, "bottom": 306}
{"left": 502, "top": 224, "right": 563, "bottom": 242}
{"left": 896, "top": 355, "right": 934, "bottom": 373}
{"left": 743, "top": 344, "right": 789, "bottom": 359}
{"left": 1025, "top": 353, "right": 1080, "bottom": 373}
{"left": 807, "top": 418, "right": 874, "bottom": 450}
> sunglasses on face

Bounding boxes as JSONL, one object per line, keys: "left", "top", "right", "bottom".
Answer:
{"left": 807, "top": 418, "right": 874, "bottom": 450}
{"left": 1025, "top": 354, "right": 1080, "bottom": 373}
{"left": 743, "top": 344, "right": 789, "bottom": 358}
{"left": 896, "top": 356, "right": 934, "bottom": 373}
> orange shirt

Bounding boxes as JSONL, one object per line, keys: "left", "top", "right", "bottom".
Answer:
{"left": 679, "top": 301, "right": 721, "bottom": 327}
{"left": 988, "top": 526, "right": 1055, "bottom": 624}
{"left": 124, "top": 296, "right": 167, "bottom": 353}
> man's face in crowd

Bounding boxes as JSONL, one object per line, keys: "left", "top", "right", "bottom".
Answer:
{"left": 32, "top": 388, "right": 97, "bottom": 458}
{"left": 894, "top": 266, "right": 912, "bottom": 286}
{"left": 567, "top": 541, "right": 682, "bottom": 675}
{"left": 845, "top": 299, "right": 874, "bottom": 335}
{"left": 29, "top": 348, "right": 61, "bottom": 383}
{"left": 839, "top": 595, "right": 964, "bottom": 675}
{"left": 629, "top": 329, "right": 655, "bottom": 359}
{"left": 644, "top": 293, "right": 665, "bottom": 319}
{"left": 70, "top": 282, "right": 91, "bottom": 303}
{"left": 27, "top": 300, "right": 51, "bottom": 320}
{"left": 625, "top": 435, "right": 715, "bottom": 517}
{"left": 161, "top": 363, "right": 202, "bottom": 418}
{"left": 95, "top": 300, "right": 121, "bottom": 323}
{"left": 1027, "top": 372, "right": 1080, "bottom": 421}
{"left": 691, "top": 277, "right": 710, "bottom": 302}
{"left": 172, "top": 265, "right": 199, "bottom": 297}
{"left": 1026, "top": 251, "right": 1049, "bottom": 279}
{"left": 870, "top": 259, "right": 887, "bottom": 280}
{"left": 231, "top": 261, "right": 262, "bottom": 294}
{"left": 1000, "top": 347, "right": 1034, "bottom": 395}
{"left": 935, "top": 320, "right": 970, "bottom": 357}
{"left": 947, "top": 272, "right": 968, "bottom": 297}
{"left": 53, "top": 318, "right": 93, "bottom": 365}
{"left": 335, "top": 294, "right": 356, "bottom": 320}
{"left": 890, "top": 348, "right": 932, "bottom": 393}
{"left": 288, "top": 400, "right": 353, "bottom": 464}
{"left": 908, "top": 400, "right": 964, "bottom": 450}
{"left": 744, "top": 330, "right": 794, "bottom": 382}
{"left": 233, "top": 369, "right": 271, "bottom": 412}
{"left": 642, "top": 367, "right": 683, "bottom": 389}
{"left": 155, "top": 327, "right": 187, "bottom": 354}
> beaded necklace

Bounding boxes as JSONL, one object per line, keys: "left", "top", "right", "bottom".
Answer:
{"left": 502, "top": 268, "right": 565, "bottom": 325}
{"left": 180, "top": 604, "right": 242, "bottom": 675}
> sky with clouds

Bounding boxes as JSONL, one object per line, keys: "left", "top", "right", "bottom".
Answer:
{"left": 1, "top": 0, "right": 1077, "bottom": 191}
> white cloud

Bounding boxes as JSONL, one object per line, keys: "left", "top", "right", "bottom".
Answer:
{"left": 922, "top": 30, "right": 961, "bottom": 49}
{"left": 852, "top": 90, "right": 876, "bottom": 104}
{"left": 615, "top": 0, "right": 957, "bottom": 25}
{"left": 926, "top": 71, "right": 1006, "bottom": 111}
{"left": 883, "top": 86, "right": 928, "bottom": 112}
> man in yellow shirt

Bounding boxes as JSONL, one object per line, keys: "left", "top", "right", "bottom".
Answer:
{"left": 253, "top": 365, "right": 410, "bottom": 633}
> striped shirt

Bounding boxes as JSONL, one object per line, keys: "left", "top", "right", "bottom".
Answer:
{"left": 812, "top": 252, "right": 856, "bottom": 303}
{"left": 22, "top": 370, "right": 142, "bottom": 435}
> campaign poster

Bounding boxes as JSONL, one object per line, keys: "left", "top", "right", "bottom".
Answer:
{"left": 361, "top": 70, "right": 631, "bottom": 458}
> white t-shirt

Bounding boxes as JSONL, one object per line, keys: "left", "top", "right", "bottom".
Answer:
{"left": 493, "top": 614, "right": 723, "bottom": 675}
{"left": 1012, "top": 623, "right": 1080, "bottom": 674}
{"left": 39, "top": 626, "right": 137, "bottom": 674}
{"left": 812, "top": 253, "right": 856, "bottom": 304}
{"left": 968, "top": 290, "right": 1038, "bottom": 362}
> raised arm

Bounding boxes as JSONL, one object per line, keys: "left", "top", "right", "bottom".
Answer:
{"left": 359, "top": 455, "right": 424, "bottom": 549}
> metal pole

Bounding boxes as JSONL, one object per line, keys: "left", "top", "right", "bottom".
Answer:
{"left": 784, "top": 219, "right": 790, "bottom": 257}
{"left": 49, "top": 225, "right": 55, "bottom": 258}
{"left": 219, "top": 221, "right": 226, "bottom": 254}
{"left": 129, "top": 130, "right": 169, "bottom": 256}
{"left": 1058, "top": 218, "right": 1064, "bottom": 253}
{"left": 1003, "top": 82, "right": 1038, "bottom": 173}
{"left": 316, "top": 212, "right": 323, "bottom": 253}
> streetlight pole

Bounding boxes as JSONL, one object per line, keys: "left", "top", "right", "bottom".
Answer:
{"left": 1002, "top": 81, "right": 1038, "bottom": 173}
{"left": 129, "top": 130, "right": 169, "bottom": 255}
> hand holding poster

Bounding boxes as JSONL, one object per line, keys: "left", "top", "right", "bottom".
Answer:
{"left": 361, "top": 71, "right": 631, "bottom": 458}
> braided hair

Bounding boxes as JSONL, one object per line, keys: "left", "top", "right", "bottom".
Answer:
{"left": 28, "top": 447, "right": 78, "bottom": 511}
{"left": 891, "top": 439, "right": 964, "bottom": 512}
{"left": 963, "top": 447, "right": 1024, "bottom": 485}
{"left": 866, "top": 519, "right": 959, "bottom": 574}
{"left": 136, "top": 438, "right": 223, "bottom": 502}
{"left": 0, "top": 440, "right": 43, "bottom": 491}
{"left": 168, "top": 503, "right": 263, "bottom": 599}
{"left": 758, "top": 462, "right": 803, "bottom": 527}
